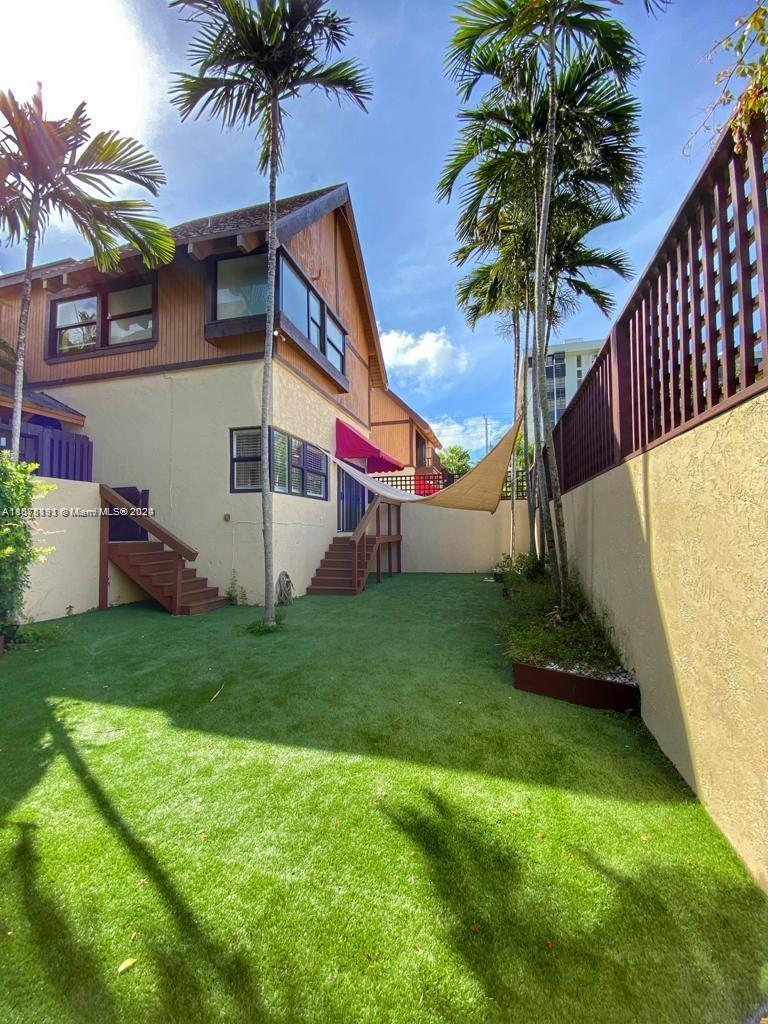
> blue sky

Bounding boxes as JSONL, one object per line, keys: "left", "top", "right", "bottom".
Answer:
{"left": 0, "top": 0, "right": 746, "bottom": 456}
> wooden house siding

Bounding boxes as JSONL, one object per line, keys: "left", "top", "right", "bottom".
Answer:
{"left": 0, "top": 207, "right": 376, "bottom": 430}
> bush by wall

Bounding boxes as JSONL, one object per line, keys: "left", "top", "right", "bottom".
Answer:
{"left": 0, "top": 453, "right": 54, "bottom": 630}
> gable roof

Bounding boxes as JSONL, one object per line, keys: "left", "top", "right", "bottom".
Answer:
{"left": 0, "top": 182, "right": 388, "bottom": 387}
{"left": 375, "top": 388, "right": 441, "bottom": 448}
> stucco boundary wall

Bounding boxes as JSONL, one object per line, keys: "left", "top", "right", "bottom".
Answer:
{"left": 401, "top": 499, "right": 530, "bottom": 573}
{"left": 23, "top": 478, "right": 144, "bottom": 623}
{"left": 560, "top": 391, "right": 768, "bottom": 890}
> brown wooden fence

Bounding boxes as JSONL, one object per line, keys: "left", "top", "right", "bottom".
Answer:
{"left": 553, "top": 120, "right": 768, "bottom": 493}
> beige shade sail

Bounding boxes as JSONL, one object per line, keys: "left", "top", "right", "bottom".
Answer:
{"left": 330, "top": 415, "right": 523, "bottom": 514}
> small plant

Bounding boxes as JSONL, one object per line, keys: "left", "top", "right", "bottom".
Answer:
{"left": 504, "top": 575, "right": 626, "bottom": 679}
{"left": 245, "top": 608, "right": 286, "bottom": 635}
{"left": 225, "top": 570, "right": 248, "bottom": 606}
{"left": 507, "top": 551, "right": 546, "bottom": 583}
{"left": 0, "top": 453, "right": 55, "bottom": 636}
{"left": 8, "top": 622, "right": 62, "bottom": 648}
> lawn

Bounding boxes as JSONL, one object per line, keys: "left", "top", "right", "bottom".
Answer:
{"left": 1, "top": 574, "right": 766, "bottom": 1024}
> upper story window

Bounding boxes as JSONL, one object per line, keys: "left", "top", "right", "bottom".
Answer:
{"left": 215, "top": 253, "right": 267, "bottom": 320}
{"left": 279, "top": 253, "right": 346, "bottom": 374}
{"left": 50, "top": 279, "right": 155, "bottom": 358}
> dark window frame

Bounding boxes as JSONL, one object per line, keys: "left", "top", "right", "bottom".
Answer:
{"left": 278, "top": 249, "right": 347, "bottom": 376}
{"left": 230, "top": 426, "right": 263, "bottom": 493}
{"left": 270, "top": 426, "right": 328, "bottom": 501}
{"left": 229, "top": 425, "right": 328, "bottom": 500}
{"left": 46, "top": 274, "right": 157, "bottom": 362}
{"left": 211, "top": 249, "right": 269, "bottom": 323}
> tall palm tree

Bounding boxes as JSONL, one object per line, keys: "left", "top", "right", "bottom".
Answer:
{"left": 445, "top": 9, "right": 640, "bottom": 606}
{"left": 171, "top": 0, "right": 371, "bottom": 628}
{"left": 0, "top": 87, "right": 175, "bottom": 462}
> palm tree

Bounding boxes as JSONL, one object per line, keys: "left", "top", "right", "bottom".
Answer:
{"left": 170, "top": 0, "right": 371, "bottom": 628}
{"left": 445, "top": 8, "right": 640, "bottom": 606}
{"left": 0, "top": 87, "right": 175, "bottom": 462}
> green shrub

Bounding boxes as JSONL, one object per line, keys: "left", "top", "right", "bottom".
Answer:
{"left": 504, "top": 576, "right": 625, "bottom": 678}
{"left": 0, "top": 453, "right": 55, "bottom": 632}
{"left": 506, "top": 551, "right": 546, "bottom": 583}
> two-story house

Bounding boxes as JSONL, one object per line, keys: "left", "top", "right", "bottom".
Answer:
{"left": 0, "top": 184, "right": 439, "bottom": 608}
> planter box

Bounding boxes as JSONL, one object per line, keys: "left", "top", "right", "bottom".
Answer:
{"left": 513, "top": 661, "right": 640, "bottom": 712}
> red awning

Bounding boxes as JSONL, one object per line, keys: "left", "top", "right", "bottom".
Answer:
{"left": 335, "top": 419, "right": 404, "bottom": 473}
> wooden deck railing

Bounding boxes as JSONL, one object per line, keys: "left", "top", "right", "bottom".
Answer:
{"left": 99, "top": 484, "right": 198, "bottom": 614}
{"left": 350, "top": 494, "right": 402, "bottom": 592}
{"left": 553, "top": 119, "right": 768, "bottom": 493}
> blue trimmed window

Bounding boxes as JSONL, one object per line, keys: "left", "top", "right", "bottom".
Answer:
{"left": 230, "top": 426, "right": 328, "bottom": 499}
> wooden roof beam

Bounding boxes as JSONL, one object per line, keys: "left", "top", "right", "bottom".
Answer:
{"left": 237, "top": 231, "right": 262, "bottom": 253}
{"left": 187, "top": 239, "right": 218, "bottom": 260}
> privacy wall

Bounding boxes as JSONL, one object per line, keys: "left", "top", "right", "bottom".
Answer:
{"left": 561, "top": 392, "right": 768, "bottom": 890}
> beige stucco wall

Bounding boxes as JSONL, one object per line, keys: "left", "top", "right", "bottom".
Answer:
{"left": 50, "top": 361, "right": 361, "bottom": 605}
{"left": 561, "top": 391, "right": 768, "bottom": 889}
{"left": 24, "top": 478, "right": 143, "bottom": 621}
{"left": 401, "top": 499, "right": 530, "bottom": 573}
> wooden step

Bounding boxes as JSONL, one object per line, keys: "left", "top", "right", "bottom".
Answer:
{"left": 110, "top": 541, "right": 164, "bottom": 555}
{"left": 306, "top": 584, "right": 359, "bottom": 596}
{"left": 182, "top": 595, "right": 229, "bottom": 615}
{"left": 128, "top": 551, "right": 177, "bottom": 566}
{"left": 160, "top": 577, "right": 210, "bottom": 598}
{"left": 313, "top": 567, "right": 354, "bottom": 580}
{"left": 146, "top": 567, "right": 197, "bottom": 586}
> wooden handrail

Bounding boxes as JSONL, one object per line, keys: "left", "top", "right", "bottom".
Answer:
{"left": 99, "top": 484, "right": 198, "bottom": 562}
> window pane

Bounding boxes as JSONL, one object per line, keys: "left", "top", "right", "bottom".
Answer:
{"left": 108, "top": 285, "right": 152, "bottom": 317}
{"left": 291, "top": 466, "right": 303, "bottom": 493}
{"left": 306, "top": 472, "right": 325, "bottom": 498}
{"left": 326, "top": 316, "right": 343, "bottom": 351}
{"left": 281, "top": 258, "right": 308, "bottom": 334}
{"left": 290, "top": 437, "right": 303, "bottom": 466}
{"left": 234, "top": 461, "right": 261, "bottom": 490}
{"left": 326, "top": 343, "right": 344, "bottom": 372}
{"left": 309, "top": 320, "right": 321, "bottom": 348}
{"left": 304, "top": 445, "right": 326, "bottom": 474}
{"left": 109, "top": 314, "right": 153, "bottom": 345}
{"left": 216, "top": 254, "right": 268, "bottom": 320}
{"left": 233, "top": 428, "right": 261, "bottom": 459}
{"left": 56, "top": 295, "right": 97, "bottom": 328}
{"left": 272, "top": 430, "right": 289, "bottom": 492}
{"left": 57, "top": 325, "right": 98, "bottom": 353}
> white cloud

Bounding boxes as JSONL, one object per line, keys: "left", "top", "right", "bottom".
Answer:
{"left": 379, "top": 326, "right": 470, "bottom": 390}
{"left": 431, "top": 416, "right": 509, "bottom": 457}
{"left": 1, "top": 0, "right": 168, "bottom": 144}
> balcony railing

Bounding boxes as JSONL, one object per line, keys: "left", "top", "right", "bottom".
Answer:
{"left": 552, "top": 119, "right": 768, "bottom": 494}
{"left": 0, "top": 423, "right": 93, "bottom": 481}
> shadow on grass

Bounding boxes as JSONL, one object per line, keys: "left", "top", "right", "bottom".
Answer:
{"left": 1, "top": 710, "right": 300, "bottom": 1024}
{"left": 0, "top": 575, "right": 695, "bottom": 829}
{"left": 384, "top": 789, "right": 768, "bottom": 1024}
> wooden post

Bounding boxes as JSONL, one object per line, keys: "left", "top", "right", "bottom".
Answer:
{"left": 171, "top": 553, "right": 183, "bottom": 615}
{"left": 397, "top": 505, "right": 402, "bottom": 573}
{"left": 609, "top": 320, "right": 634, "bottom": 462}
{"left": 375, "top": 505, "right": 381, "bottom": 583}
{"left": 98, "top": 502, "right": 109, "bottom": 611}
{"left": 387, "top": 504, "right": 393, "bottom": 576}
{"left": 747, "top": 124, "right": 768, "bottom": 380}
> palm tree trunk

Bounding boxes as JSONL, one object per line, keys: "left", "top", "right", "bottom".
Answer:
{"left": 532, "top": 18, "right": 568, "bottom": 607}
{"left": 509, "top": 309, "right": 521, "bottom": 558}
{"left": 11, "top": 195, "right": 39, "bottom": 461}
{"left": 522, "top": 306, "right": 536, "bottom": 556}
{"left": 530, "top": 321, "right": 560, "bottom": 596}
{"left": 260, "top": 94, "right": 279, "bottom": 627}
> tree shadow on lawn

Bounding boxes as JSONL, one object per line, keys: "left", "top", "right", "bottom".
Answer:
{"left": 384, "top": 789, "right": 768, "bottom": 1024}
{"left": 1, "top": 574, "right": 697, "bottom": 827}
{"left": 1, "top": 708, "right": 306, "bottom": 1024}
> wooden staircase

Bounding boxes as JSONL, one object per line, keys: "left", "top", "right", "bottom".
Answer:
{"left": 307, "top": 495, "right": 403, "bottom": 596}
{"left": 307, "top": 536, "right": 377, "bottom": 595}
{"left": 108, "top": 541, "right": 228, "bottom": 615}
{"left": 98, "top": 484, "right": 227, "bottom": 616}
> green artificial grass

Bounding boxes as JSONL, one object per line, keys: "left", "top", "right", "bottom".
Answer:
{"left": 504, "top": 575, "right": 625, "bottom": 677}
{"left": 0, "top": 574, "right": 765, "bottom": 1024}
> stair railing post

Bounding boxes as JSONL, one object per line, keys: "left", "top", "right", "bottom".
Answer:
{"left": 171, "top": 553, "right": 183, "bottom": 615}
{"left": 387, "top": 503, "right": 393, "bottom": 576}
{"left": 99, "top": 497, "right": 109, "bottom": 610}
{"left": 375, "top": 505, "right": 381, "bottom": 583}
